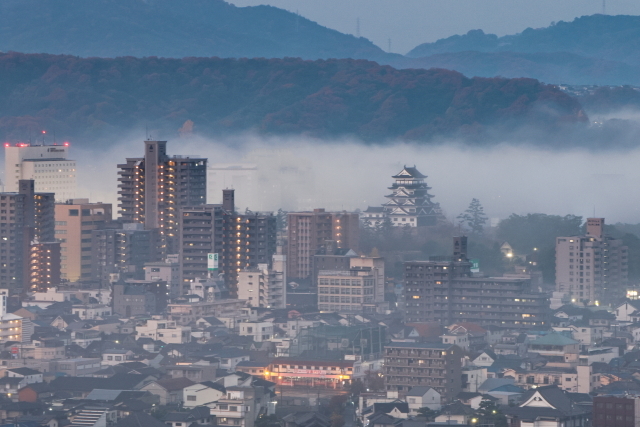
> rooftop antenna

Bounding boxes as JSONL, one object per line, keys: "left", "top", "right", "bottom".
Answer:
{"left": 146, "top": 124, "right": 150, "bottom": 141}
{"left": 356, "top": 17, "right": 360, "bottom": 38}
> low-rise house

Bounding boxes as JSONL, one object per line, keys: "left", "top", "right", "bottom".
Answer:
{"left": 49, "top": 373, "right": 154, "bottom": 398}
{"left": 238, "top": 321, "right": 274, "bottom": 342}
{"left": 215, "top": 348, "right": 251, "bottom": 372}
{"left": 434, "top": 401, "right": 475, "bottom": 425}
{"left": 183, "top": 381, "right": 226, "bottom": 408}
{"left": 529, "top": 333, "right": 580, "bottom": 368}
{"left": 72, "top": 329, "right": 103, "bottom": 348}
{"left": 405, "top": 386, "right": 441, "bottom": 414}
{"left": 5, "top": 368, "right": 43, "bottom": 385}
{"left": 461, "top": 365, "right": 487, "bottom": 393}
{"left": 101, "top": 349, "right": 134, "bottom": 366}
{"left": 282, "top": 412, "right": 330, "bottom": 427}
{"left": 163, "top": 407, "right": 213, "bottom": 427}
{"left": 50, "top": 358, "right": 102, "bottom": 377}
{"left": 136, "top": 318, "right": 191, "bottom": 344}
{"left": 165, "top": 363, "right": 217, "bottom": 383}
{"left": 503, "top": 385, "right": 591, "bottom": 427}
{"left": 18, "top": 382, "right": 54, "bottom": 402}
{"left": 140, "top": 377, "right": 195, "bottom": 405}
{"left": 569, "top": 322, "right": 606, "bottom": 348}
{"left": 235, "top": 361, "right": 269, "bottom": 377}
{"left": 207, "top": 386, "right": 265, "bottom": 427}
{"left": 72, "top": 304, "right": 112, "bottom": 320}
{"left": 0, "top": 377, "right": 27, "bottom": 399}
{"left": 615, "top": 301, "right": 640, "bottom": 323}
{"left": 472, "top": 350, "right": 497, "bottom": 367}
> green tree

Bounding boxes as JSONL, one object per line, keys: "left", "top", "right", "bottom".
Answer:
{"left": 497, "top": 213, "right": 582, "bottom": 252}
{"left": 364, "top": 370, "right": 385, "bottom": 391}
{"left": 473, "top": 399, "right": 507, "bottom": 427}
{"left": 416, "top": 407, "right": 438, "bottom": 421}
{"left": 457, "top": 198, "right": 488, "bottom": 235}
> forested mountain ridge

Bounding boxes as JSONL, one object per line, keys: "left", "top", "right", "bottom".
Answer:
{"left": 405, "top": 15, "right": 640, "bottom": 85}
{"left": 407, "top": 15, "right": 640, "bottom": 64}
{"left": 0, "top": 0, "right": 392, "bottom": 61}
{"left": 0, "top": 53, "right": 586, "bottom": 144}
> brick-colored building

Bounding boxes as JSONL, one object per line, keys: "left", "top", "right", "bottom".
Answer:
{"left": 593, "top": 395, "right": 640, "bottom": 427}
{"left": 287, "top": 209, "right": 359, "bottom": 280}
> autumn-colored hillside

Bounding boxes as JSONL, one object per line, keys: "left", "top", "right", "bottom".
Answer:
{"left": 0, "top": 53, "right": 586, "bottom": 143}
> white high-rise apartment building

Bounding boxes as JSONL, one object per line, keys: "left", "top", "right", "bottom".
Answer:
{"left": 556, "top": 218, "right": 628, "bottom": 305}
{"left": 237, "top": 251, "right": 286, "bottom": 309}
{"left": 4, "top": 142, "right": 77, "bottom": 202}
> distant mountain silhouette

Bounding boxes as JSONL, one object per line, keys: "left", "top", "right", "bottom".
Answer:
{"left": 1, "top": 2, "right": 640, "bottom": 86}
{"left": 406, "top": 15, "right": 640, "bottom": 85}
{"left": 0, "top": 53, "right": 586, "bottom": 144}
{"left": 0, "top": 0, "right": 392, "bottom": 61}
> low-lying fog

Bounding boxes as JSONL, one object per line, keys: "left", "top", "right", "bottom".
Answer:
{"left": 74, "top": 131, "right": 640, "bottom": 224}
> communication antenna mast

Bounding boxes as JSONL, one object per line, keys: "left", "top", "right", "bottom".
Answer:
{"left": 602, "top": 0, "right": 606, "bottom": 15}
{"left": 356, "top": 17, "right": 360, "bottom": 37}
{"left": 295, "top": 9, "right": 299, "bottom": 33}
{"left": 388, "top": 38, "right": 391, "bottom": 53}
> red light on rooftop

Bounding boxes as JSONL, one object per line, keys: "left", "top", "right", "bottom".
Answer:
{"left": 3, "top": 143, "right": 9, "bottom": 148}
{"left": 41, "top": 130, "right": 46, "bottom": 134}
{"left": 63, "top": 142, "right": 70, "bottom": 147}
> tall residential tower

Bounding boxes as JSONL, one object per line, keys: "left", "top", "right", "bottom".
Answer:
{"left": 117, "top": 140, "right": 207, "bottom": 253}
{"left": 556, "top": 218, "right": 628, "bottom": 305}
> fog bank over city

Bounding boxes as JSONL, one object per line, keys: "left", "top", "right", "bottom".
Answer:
{"left": 73, "top": 132, "right": 640, "bottom": 225}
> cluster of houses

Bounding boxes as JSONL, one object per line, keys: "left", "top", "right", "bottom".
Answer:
{"left": 3, "top": 284, "right": 640, "bottom": 427}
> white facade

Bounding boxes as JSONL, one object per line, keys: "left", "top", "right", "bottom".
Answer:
{"left": 0, "top": 292, "right": 22, "bottom": 344}
{"left": 183, "top": 383, "right": 225, "bottom": 408}
{"left": 72, "top": 304, "right": 112, "bottom": 320}
{"left": 4, "top": 143, "right": 76, "bottom": 202}
{"left": 207, "top": 387, "right": 258, "bottom": 427}
{"left": 238, "top": 321, "right": 273, "bottom": 342}
{"left": 406, "top": 387, "right": 441, "bottom": 413}
{"left": 237, "top": 253, "right": 286, "bottom": 309}
{"left": 136, "top": 318, "right": 192, "bottom": 344}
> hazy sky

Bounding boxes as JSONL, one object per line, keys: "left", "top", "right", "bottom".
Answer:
{"left": 228, "top": 0, "right": 640, "bottom": 54}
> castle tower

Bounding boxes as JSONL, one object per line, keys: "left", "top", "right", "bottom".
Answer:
{"left": 383, "top": 166, "right": 442, "bottom": 227}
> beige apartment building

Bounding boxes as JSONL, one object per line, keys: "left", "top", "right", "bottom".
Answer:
{"left": 317, "top": 255, "right": 385, "bottom": 314}
{"left": 556, "top": 218, "right": 628, "bottom": 305}
{"left": 55, "top": 199, "right": 112, "bottom": 282}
